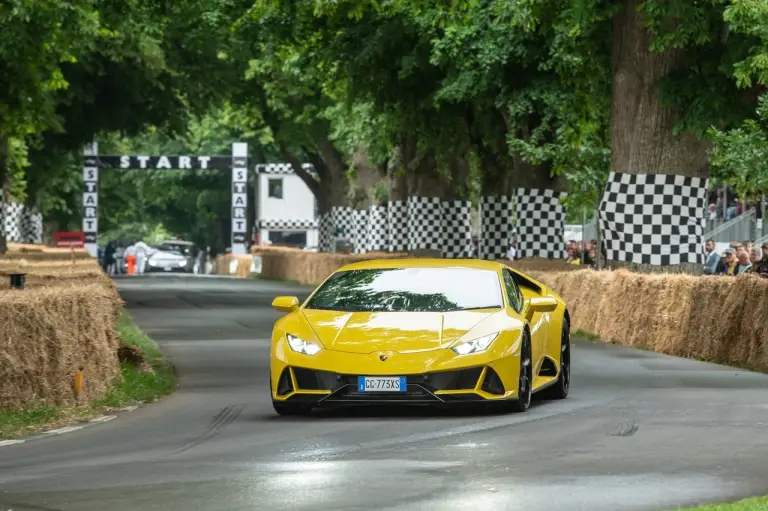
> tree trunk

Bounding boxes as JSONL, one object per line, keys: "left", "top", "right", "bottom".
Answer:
{"left": 441, "top": 154, "right": 473, "bottom": 258}
{"left": 0, "top": 136, "right": 7, "bottom": 254}
{"left": 606, "top": 0, "right": 709, "bottom": 274}
{"left": 407, "top": 153, "right": 445, "bottom": 257}
{"left": 311, "top": 139, "right": 351, "bottom": 253}
{"left": 348, "top": 148, "right": 384, "bottom": 253}
{"left": 387, "top": 146, "right": 408, "bottom": 253}
{"left": 510, "top": 153, "right": 569, "bottom": 260}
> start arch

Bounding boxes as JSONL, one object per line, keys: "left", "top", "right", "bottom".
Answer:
{"left": 82, "top": 142, "right": 249, "bottom": 257}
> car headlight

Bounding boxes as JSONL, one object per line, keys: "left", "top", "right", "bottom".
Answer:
{"left": 149, "top": 259, "right": 157, "bottom": 266}
{"left": 286, "top": 334, "right": 322, "bottom": 355}
{"left": 178, "top": 260, "right": 186, "bottom": 266}
{"left": 451, "top": 333, "right": 499, "bottom": 355}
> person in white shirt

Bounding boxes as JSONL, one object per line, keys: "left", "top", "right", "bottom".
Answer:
{"left": 134, "top": 241, "right": 151, "bottom": 275}
{"left": 507, "top": 242, "right": 517, "bottom": 261}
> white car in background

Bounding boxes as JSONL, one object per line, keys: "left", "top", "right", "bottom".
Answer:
{"left": 146, "top": 240, "right": 198, "bottom": 274}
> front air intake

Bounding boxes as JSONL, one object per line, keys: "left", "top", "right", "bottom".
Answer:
{"left": 481, "top": 367, "right": 505, "bottom": 395}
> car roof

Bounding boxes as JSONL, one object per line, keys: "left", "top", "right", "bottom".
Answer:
{"left": 336, "top": 258, "right": 507, "bottom": 272}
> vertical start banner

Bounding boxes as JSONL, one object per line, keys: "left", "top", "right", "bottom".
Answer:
{"left": 231, "top": 142, "right": 248, "bottom": 256}
{"left": 83, "top": 142, "right": 99, "bottom": 258}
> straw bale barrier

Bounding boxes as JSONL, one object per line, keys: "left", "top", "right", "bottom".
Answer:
{"left": 0, "top": 283, "right": 123, "bottom": 409}
{"left": 4, "top": 243, "right": 92, "bottom": 261}
{"left": 240, "top": 248, "right": 768, "bottom": 371}
{"left": 525, "top": 269, "right": 768, "bottom": 371}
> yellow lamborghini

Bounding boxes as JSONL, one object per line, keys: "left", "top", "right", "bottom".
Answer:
{"left": 269, "top": 259, "right": 570, "bottom": 415}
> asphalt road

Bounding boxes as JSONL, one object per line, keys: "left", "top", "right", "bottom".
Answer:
{"left": 1, "top": 275, "right": 767, "bottom": 511}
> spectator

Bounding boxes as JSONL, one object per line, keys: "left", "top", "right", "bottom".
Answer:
{"left": 716, "top": 190, "right": 724, "bottom": 218}
{"left": 506, "top": 241, "right": 517, "bottom": 261}
{"left": 103, "top": 240, "right": 116, "bottom": 275}
{"left": 734, "top": 246, "right": 753, "bottom": 274}
{"left": 722, "top": 248, "right": 738, "bottom": 275}
{"left": 703, "top": 239, "right": 719, "bottom": 274}
{"left": 713, "top": 251, "right": 730, "bottom": 275}
{"left": 566, "top": 245, "right": 580, "bottom": 264}
{"left": 754, "top": 243, "right": 768, "bottom": 278}
{"left": 707, "top": 203, "right": 717, "bottom": 220}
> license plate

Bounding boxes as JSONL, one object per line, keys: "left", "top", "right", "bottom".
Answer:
{"left": 357, "top": 376, "right": 407, "bottom": 392}
{"left": 164, "top": 266, "right": 172, "bottom": 271}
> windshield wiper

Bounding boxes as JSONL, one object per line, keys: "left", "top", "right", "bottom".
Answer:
{"left": 458, "top": 305, "right": 502, "bottom": 310}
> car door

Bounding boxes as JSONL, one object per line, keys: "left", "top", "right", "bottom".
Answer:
{"left": 502, "top": 269, "right": 545, "bottom": 372}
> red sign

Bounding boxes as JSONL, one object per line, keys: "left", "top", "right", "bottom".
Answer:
{"left": 55, "top": 232, "right": 85, "bottom": 248}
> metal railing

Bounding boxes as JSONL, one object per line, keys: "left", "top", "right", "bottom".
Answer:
{"left": 703, "top": 209, "right": 756, "bottom": 243}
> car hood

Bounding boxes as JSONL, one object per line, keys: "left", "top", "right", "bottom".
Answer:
{"left": 301, "top": 309, "right": 496, "bottom": 354}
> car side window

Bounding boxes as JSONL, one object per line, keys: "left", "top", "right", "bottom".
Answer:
{"left": 502, "top": 270, "right": 522, "bottom": 313}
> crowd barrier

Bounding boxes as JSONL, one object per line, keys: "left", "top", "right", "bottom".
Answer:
{"left": 0, "top": 248, "right": 123, "bottom": 410}
{"left": 216, "top": 247, "right": 768, "bottom": 372}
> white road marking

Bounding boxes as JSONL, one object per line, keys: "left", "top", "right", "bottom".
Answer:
{"left": 90, "top": 415, "right": 117, "bottom": 423}
{"left": 43, "top": 426, "right": 84, "bottom": 435}
{"left": 0, "top": 440, "right": 25, "bottom": 447}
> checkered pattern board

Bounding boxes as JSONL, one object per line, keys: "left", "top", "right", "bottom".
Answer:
{"left": 480, "top": 196, "right": 513, "bottom": 260}
{"left": 318, "top": 213, "right": 333, "bottom": 252}
{"left": 256, "top": 163, "right": 318, "bottom": 178}
{"left": 332, "top": 206, "right": 356, "bottom": 242}
{"left": 441, "top": 200, "right": 473, "bottom": 258}
{"left": 598, "top": 172, "right": 709, "bottom": 266}
{"left": 21, "top": 207, "right": 43, "bottom": 243}
{"left": 407, "top": 196, "right": 442, "bottom": 251}
{"left": 367, "top": 205, "right": 389, "bottom": 252}
{"left": 388, "top": 200, "right": 408, "bottom": 252}
{"left": 0, "top": 200, "right": 25, "bottom": 243}
{"left": 515, "top": 188, "right": 568, "bottom": 260}
{"left": 353, "top": 209, "right": 369, "bottom": 254}
{"left": 259, "top": 218, "right": 318, "bottom": 230}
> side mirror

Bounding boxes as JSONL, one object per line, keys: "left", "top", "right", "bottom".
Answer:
{"left": 527, "top": 296, "right": 558, "bottom": 313}
{"left": 272, "top": 296, "right": 300, "bottom": 313}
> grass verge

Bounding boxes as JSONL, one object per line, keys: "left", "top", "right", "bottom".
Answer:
{"left": 681, "top": 497, "right": 768, "bottom": 510}
{"left": 0, "top": 310, "right": 177, "bottom": 439}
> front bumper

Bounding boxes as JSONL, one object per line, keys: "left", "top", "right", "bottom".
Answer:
{"left": 146, "top": 264, "right": 191, "bottom": 273}
{"left": 272, "top": 365, "right": 519, "bottom": 406}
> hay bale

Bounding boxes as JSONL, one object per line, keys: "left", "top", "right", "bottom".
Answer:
{"left": 0, "top": 283, "right": 122, "bottom": 409}
{"left": 533, "top": 268, "right": 768, "bottom": 372}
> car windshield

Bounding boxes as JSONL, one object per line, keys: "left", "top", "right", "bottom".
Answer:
{"left": 304, "top": 267, "right": 504, "bottom": 312}
{"left": 159, "top": 243, "right": 191, "bottom": 255}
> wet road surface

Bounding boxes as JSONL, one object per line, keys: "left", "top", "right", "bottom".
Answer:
{"left": 1, "top": 275, "right": 767, "bottom": 510}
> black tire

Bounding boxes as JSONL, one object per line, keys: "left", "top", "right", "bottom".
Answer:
{"left": 508, "top": 329, "right": 533, "bottom": 413}
{"left": 272, "top": 400, "right": 313, "bottom": 416}
{"left": 543, "top": 319, "right": 570, "bottom": 400}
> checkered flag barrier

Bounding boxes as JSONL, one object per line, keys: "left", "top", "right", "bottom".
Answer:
{"left": 259, "top": 218, "right": 318, "bottom": 230}
{"left": 480, "top": 196, "right": 513, "bottom": 260}
{"left": 257, "top": 163, "right": 318, "bottom": 178}
{"left": 388, "top": 200, "right": 408, "bottom": 252}
{"left": 21, "top": 207, "right": 43, "bottom": 244}
{"left": 515, "top": 188, "right": 568, "bottom": 260}
{"left": 0, "top": 199, "right": 25, "bottom": 243}
{"left": 441, "top": 200, "right": 473, "bottom": 258}
{"left": 367, "top": 205, "right": 389, "bottom": 252}
{"left": 353, "top": 209, "right": 369, "bottom": 254}
{"left": 407, "top": 196, "right": 442, "bottom": 251}
{"left": 332, "top": 206, "right": 355, "bottom": 243}
{"left": 598, "top": 172, "right": 708, "bottom": 266}
{"left": 318, "top": 213, "right": 333, "bottom": 252}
